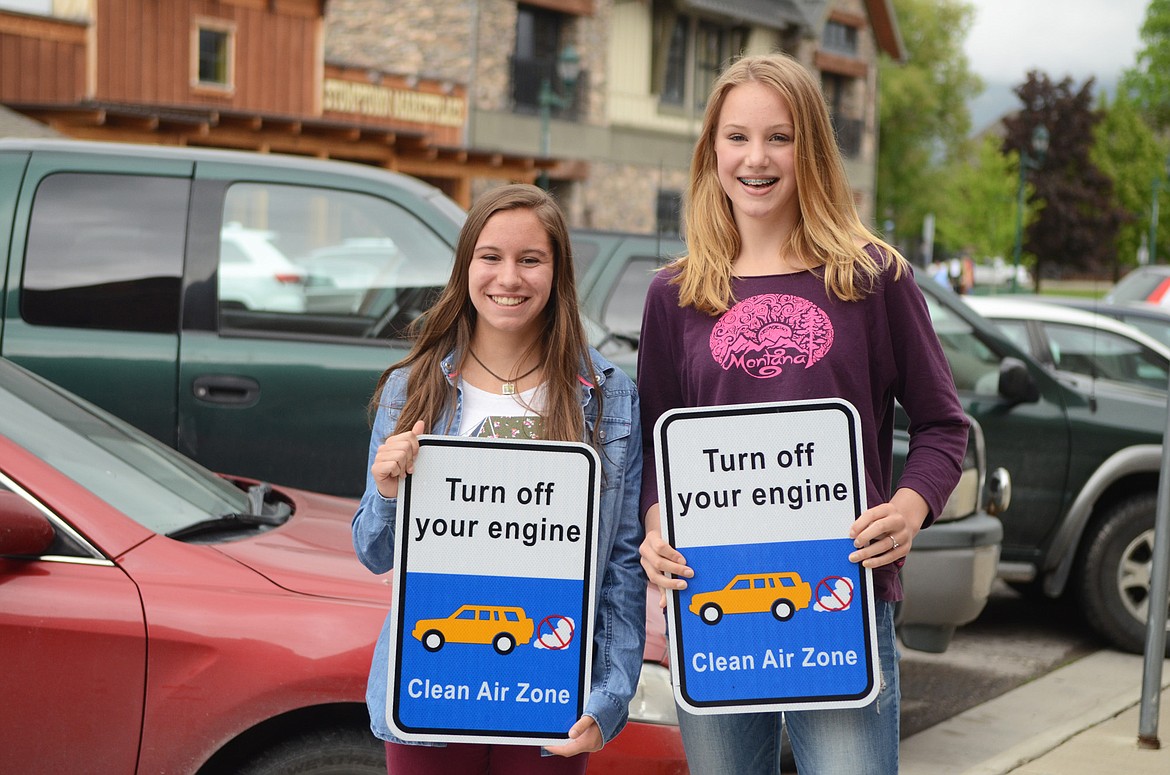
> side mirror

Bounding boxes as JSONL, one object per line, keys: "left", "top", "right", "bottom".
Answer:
{"left": 998, "top": 357, "right": 1040, "bottom": 404}
{"left": 0, "top": 492, "right": 55, "bottom": 557}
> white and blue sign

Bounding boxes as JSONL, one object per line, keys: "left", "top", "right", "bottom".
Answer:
{"left": 387, "top": 436, "right": 600, "bottom": 745}
{"left": 655, "top": 399, "right": 879, "bottom": 714}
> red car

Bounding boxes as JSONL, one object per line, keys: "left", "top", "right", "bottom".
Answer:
{"left": 0, "top": 359, "right": 685, "bottom": 774}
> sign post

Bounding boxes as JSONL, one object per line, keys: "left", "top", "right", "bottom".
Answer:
{"left": 656, "top": 399, "right": 879, "bottom": 714}
{"left": 386, "top": 436, "right": 600, "bottom": 745}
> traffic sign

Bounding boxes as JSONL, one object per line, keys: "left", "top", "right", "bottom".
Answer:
{"left": 655, "top": 399, "right": 880, "bottom": 713}
{"left": 386, "top": 436, "right": 600, "bottom": 744}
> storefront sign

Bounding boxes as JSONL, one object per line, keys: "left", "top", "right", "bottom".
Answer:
{"left": 324, "top": 78, "right": 464, "bottom": 127}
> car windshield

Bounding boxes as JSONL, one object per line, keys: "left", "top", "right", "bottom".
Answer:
{"left": 919, "top": 286, "right": 1004, "bottom": 396}
{"left": 0, "top": 361, "right": 249, "bottom": 534}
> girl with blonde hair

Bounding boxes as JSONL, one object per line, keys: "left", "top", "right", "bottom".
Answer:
{"left": 638, "top": 53, "right": 969, "bottom": 775}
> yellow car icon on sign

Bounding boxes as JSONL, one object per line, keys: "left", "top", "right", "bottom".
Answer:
{"left": 413, "top": 604, "right": 535, "bottom": 655}
{"left": 689, "top": 572, "right": 812, "bottom": 625}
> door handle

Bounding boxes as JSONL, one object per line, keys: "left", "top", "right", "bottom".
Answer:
{"left": 192, "top": 375, "right": 261, "bottom": 407}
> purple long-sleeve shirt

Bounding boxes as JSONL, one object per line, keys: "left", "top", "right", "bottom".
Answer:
{"left": 637, "top": 253, "right": 968, "bottom": 601}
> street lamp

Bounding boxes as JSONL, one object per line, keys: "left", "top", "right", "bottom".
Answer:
{"left": 537, "top": 44, "right": 581, "bottom": 190}
{"left": 1148, "top": 153, "right": 1170, "bottom": 264}
{"left": 1010, "top": 124, "right": 1050, "bottom": 292}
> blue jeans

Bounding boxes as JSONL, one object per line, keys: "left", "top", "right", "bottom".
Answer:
{"left": 676, "top": 600, "right": 900, "bottom": 775}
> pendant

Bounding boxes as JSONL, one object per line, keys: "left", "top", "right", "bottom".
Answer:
{"left": 502, "top": 382, "right": 516, "bottom": 395}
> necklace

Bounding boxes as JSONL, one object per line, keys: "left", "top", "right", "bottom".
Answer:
{"left": 467, "top": 349, "right": 541, "bottom": 395}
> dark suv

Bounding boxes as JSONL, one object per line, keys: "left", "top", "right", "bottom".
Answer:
{"left": 573, "top": 234, "right": 1169, "bottom": 655}
{"left": 570, "top": 229, "right": 1008, "bottom": 653}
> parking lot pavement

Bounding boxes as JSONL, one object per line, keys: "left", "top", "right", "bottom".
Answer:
{"left": 900, "top": 650, "right": 1170, "bottom": 775}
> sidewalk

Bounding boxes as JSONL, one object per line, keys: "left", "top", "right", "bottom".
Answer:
{"left": 901, "top": 650, "right": 1170, "bottom": 775}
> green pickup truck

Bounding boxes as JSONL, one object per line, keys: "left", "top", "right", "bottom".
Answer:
{"left": 0, "top": 138, "right": 465, "bottom": 498}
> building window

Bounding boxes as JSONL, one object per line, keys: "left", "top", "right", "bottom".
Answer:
{"left": 194, "top": 19, "right": 234, "bottom": 90}
{"left": 823, "top": 20, "right": 859, "bottom": 56}
{"left": 656, "top": 189, "right": 681, "bottom": 237}
{"left": 823, "top": 73, "right": 862, "bottom": 158}
{"left": 511, "top": 4, "right": 578, "bottom": 117}
{"left": 653, "top": 0, "right": 746, "bottom": 111}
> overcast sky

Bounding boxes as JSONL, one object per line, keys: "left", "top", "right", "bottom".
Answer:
{"left": 963, "top": 0, "right": 1150, "bottom": 128}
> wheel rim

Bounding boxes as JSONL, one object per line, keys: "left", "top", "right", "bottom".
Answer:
{"left": 424, "top": 632, "right": 442, "bottom": 650}
{"left": 701, "top": 605, "right": 720, "bottom": 623}
{"left": 1116, "top": 526, "right": 1170, "bottom": 629}
{"left": 495, "top": 635, "right": 513, "bottom": 654}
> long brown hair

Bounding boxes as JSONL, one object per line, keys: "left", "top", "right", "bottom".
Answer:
{"left": 675, "top": 53, "right": 908, "bottom": 315}
{"left": 370, "top": 184, "right": 597, "bottom": 444}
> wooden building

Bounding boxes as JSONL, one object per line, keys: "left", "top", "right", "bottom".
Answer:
{"left": 0, "top": 0, "right": 544, "bottom": 207}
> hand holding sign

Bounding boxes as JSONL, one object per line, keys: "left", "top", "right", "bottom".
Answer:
{"left": 371, "top": 419, "right": 425, "bottom": 499}
{"left": 639, "top": 503, "right": 693, "bottom": 610}
{"left": 846, "top": 492, "right": 929, "bottom": 568}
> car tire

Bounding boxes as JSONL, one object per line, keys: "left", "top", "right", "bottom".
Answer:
{"left": 493, "top": 633, "right": 516, "bottom": 655}
{"left": 421, "top": 629, "right": 444, "bottom": 652}
{"left": 698, "top": 603, "right": 723, "bottom": 625}
{"left": 1078, "top": 493, "right": 1170, "bottom": 656}
{"left": 771, "top": 599, "right": 796, "bottom": 622}
{"left": 235, "top": 725, "right": 384, "bottom": 775}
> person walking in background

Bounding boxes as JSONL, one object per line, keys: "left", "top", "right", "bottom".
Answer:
{"left": 636, "top": 53, "right": 969, "bottom": 775}
{"left": 352, "top": 184, "right": 645, "bottom": 774}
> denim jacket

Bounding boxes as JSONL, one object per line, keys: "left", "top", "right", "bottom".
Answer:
{"left": 352, "top": 348, "right": 646, "bottom": 746}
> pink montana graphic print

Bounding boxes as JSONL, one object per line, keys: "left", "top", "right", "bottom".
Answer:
{"left": 710, "top": 293, "right": 834, "bottom": 378}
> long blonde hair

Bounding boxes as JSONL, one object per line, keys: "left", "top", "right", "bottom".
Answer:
{"left": 370, "top": 184, "right": 597, "bottom": 444}
{"left": 676, "top": 53, "right": 907, "bottom": 315}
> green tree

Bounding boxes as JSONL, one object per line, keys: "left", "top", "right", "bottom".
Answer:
{"left": 1091, "top": 90, "right": 1166, "bottom": 278}
{"left": 934, "top": 135, "right": 1020, "bottom": 261}
{"left": 877, "top": 0, "right": 982, "bottom": 262}
{"left": 1122, "top": 0, "right": 1170, "bottom": 130}
{"left": 1004, "top": 72, "right": 1125, "bottom": 284}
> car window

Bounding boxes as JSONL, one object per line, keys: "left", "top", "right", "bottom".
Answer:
{"left": 921, "top": 290, "right": 1003, "bottom": 395}
{"left": 1042, "top": 322, "right": 1170, "bottom": 389}
{"left": 22, "top": 172, "right": 187, "bottom": 333}
{"left": 603, "top": 256, "right": 660, "bottom": 339}
{"left": 988, "top": 319, "right": 1034, "bottom": 356}
{"left": 218, "top": 182, "right": 454, "bottom": 340}
{"left": 572, "top": 238, "right": 601, "bottom": 277}
{"left": 1120, "top": 315, "right": 1170, "bottom": 349}
{"left": 455, "top": 608, "right": 475, "bottom": 620}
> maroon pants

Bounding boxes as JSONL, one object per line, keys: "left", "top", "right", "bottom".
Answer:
{"left": 385, "top": 741, "right": 589, "bottom": 775}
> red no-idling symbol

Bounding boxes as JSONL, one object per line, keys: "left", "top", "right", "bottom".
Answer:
{"left": 536, "top": 615, "right": 575, "bottom": 650}
{"left": 815, "top": 576, "right": 854, "bottom": 611}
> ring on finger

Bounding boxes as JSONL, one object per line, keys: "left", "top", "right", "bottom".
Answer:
{"left": 890, "top": 535, "right": 900, "bottom": 550}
